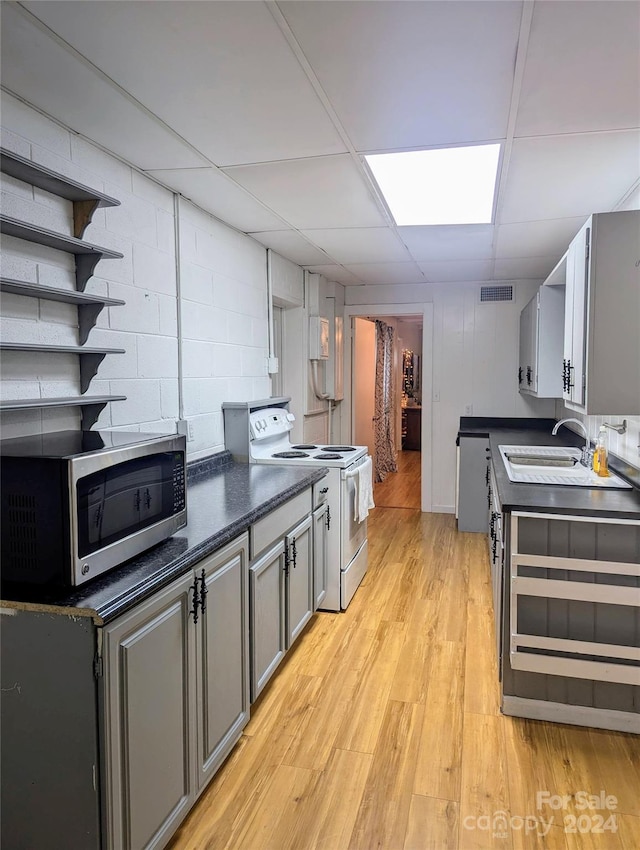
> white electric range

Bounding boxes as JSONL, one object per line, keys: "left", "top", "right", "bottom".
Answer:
{"left": 225, "top": 402, "right": 371, "bottom": 611}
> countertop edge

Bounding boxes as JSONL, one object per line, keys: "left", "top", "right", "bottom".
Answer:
{"left": 1, "top": 465, "right": 327, "bottom": 624}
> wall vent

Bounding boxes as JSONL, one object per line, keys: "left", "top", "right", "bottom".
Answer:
{"left": 479, "top": 284, "right": 514, "bottom": 303}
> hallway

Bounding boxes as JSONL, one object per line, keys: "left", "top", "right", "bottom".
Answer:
{"left": 374, "top": 449, "right": 421, "bottom": 510}
{"left": 168, "top": 508, "right": 640, "bottom": 850}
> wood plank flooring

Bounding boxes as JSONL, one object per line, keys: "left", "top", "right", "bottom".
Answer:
{"left": 374, "top": 450, "right": 421, "bottom": 509}
{"left": 168, "top": 492, "right": 639, "bottom": 850}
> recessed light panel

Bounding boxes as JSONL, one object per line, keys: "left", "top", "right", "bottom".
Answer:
{"left": 365, "top": 144, "right": 501, "bottom": 226}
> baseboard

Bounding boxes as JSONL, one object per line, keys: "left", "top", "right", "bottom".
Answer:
{"left": 432, "top": 504, "right": 455, "bottom": 514}
{"left": 502, "top": 695, "right": 640, "bottom": 733}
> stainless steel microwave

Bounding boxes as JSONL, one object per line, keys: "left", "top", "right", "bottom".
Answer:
{"left": 0, "top": 430, "right": 187, "bottom": 586}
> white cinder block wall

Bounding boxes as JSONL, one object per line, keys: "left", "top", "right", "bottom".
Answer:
{"left": 0, "top": 93, "right": 271, "bottom": 458}
{"left": 179, "top": 199, "right": 271, "bottom": 459}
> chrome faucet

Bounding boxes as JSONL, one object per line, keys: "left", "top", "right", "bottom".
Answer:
{"left": 552, "top": 418, "right": 591, "bottom": 466}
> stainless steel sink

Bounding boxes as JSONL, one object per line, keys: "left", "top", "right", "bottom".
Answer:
{"left": 498, "top": 445, "right": 632, "bottom": 489}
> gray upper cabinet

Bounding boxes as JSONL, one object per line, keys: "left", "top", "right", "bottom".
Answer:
{"left": 102, "top": 533, "right": 250, "bottom": 850}
{"left": 518, "top": 286, "right": 564, "bottom": 398}
{"left": 548, "top": 209, "right": 640, "bottom": 414}
{"left": 102, "top": 571, "right": 196, "bottom": 850}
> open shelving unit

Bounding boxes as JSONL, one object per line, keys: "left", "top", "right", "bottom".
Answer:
{"left": 0, "top": 150, "right": 127, "bottom": 427}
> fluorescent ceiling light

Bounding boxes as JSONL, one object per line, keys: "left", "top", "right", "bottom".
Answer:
{"left": 365, "top": 144, "right": 501, "bottom": 226}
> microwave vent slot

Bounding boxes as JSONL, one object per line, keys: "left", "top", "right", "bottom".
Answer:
{"left": 6, "top": 493, "right": 38, "bottom": 570}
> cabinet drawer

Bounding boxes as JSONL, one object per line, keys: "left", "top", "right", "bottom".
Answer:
{"left": 250, "top": 488, "right": 311, "bottom": 559}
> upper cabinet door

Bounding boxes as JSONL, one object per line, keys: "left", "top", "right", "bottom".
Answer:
{"left": 561, "top": 210, "right": 640, "bottom": 414}
{"left": 563, "top": 221, "right": 590, "bottom": 408}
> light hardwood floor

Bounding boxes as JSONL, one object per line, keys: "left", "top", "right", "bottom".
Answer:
{"left": 168, "top": 497, "right": 639, "bottom": 850}
{"left": 374, "top": 450, "right": 421, "bottom": 510}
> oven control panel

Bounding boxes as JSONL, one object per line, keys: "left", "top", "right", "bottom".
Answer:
{"left": 249, "top": 408, "right": 295, "bottom": 441}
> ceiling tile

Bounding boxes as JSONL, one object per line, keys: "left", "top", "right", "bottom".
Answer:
{"left": 249, "top": 231, "right": 330, "bottom": 266}
{"left": 495, "top": 217, "right": 586, "bottom": 260}
{"left": 306, "top": 265, "right": 365, "bottom": 286}
{"left": 493, "top": 257, "right": 557, "bottom": 280}
{"left": 398, "top": 225, "right": 495, "bottom": 261}
{"left": 516, "top": 1, "right": 640, "bottom": 137}
{"left": 0, "top": 4, "right": 208, "bottom": 170}
{"left": 499, "top": 131, "right": 640, "bottom": 223}
{"left": 300, "top": 228, "right": 409, "bottom": 264}
{"left": 23, "top": 0, "right": 347, "bottom": 166}
{"left": 224, "top": 156, "right": 387, "bottom": 229}
{"left": 343, "top": 262, "right": 426, "bottom": 285}
{"left": 147, "top": 167, "right": 286, "bottom": 232}
{"left": 417, "top": 259, "right": 495, "bottom": 282}
{"left": 279, "top": 0, "right": 521, "bottom": 151}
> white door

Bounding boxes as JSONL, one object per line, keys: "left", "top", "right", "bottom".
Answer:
{"left": 352, "top": 318, "right": 376, "bottom": 460}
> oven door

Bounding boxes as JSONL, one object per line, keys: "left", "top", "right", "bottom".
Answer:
{"left": 341, "top": 457, "right": 369, "bottom": 567}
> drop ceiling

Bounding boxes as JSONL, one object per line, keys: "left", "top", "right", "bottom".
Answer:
{"left": 1, "top": 0, "right": 639, "bottom": 287}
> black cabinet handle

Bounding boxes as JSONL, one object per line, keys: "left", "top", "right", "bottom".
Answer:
{"left": 487, "top": 485, "right": 492, "bottom": 509}
{"left": 485, "top": 464, "right": 490, "bottom": 486}
{"left": 199, "top": 568, "right": 207, "bottom": 615}
{"left": 320, "top": 487, "right": 329, "bottom": 494}
{"left": 518, "top": 366, "right": 523, "bottom": 385}
{"left": 189, "top": 576, "right": 201, "bottom": 624}
{"left": 284, "top": 543, "right": 290, "bottom": 575}
{"left": 526, "top": 366, "right": 532, "bottom": 386}
{"left": 291, "top": 538, "right": 297, "bottom": 569}
{"left": 325, "top": 505, "right": 331, "bottom": 530}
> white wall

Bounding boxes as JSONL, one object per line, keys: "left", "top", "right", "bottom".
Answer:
{"left": 345, "top": 282, "right": 556, "bottom": 512}
{"left": 0, "top": 92, "right": 271, "bottom": 458}
{"left": 179, "top": 199, "right": 270, "bottom": 459}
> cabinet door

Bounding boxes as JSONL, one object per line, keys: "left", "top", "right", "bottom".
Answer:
{"left": 103, "top": 572, "right": 196, "bottom": 850}
{"left": 312, "top": 503, "right": 329, "bottom": 610}
{"left": 563, "top": 222, "right": 590, "bottom": 406}
{"left": 457, "top": 436, "right": 491, "bottom": 533}
{"left": 249, "top": 540, "right": 286, "bottom": 701}
{"left": 518, "top": 305, "right": 528, "bottom": 390}
{"left": 196, "top": 535, "right": 249, "bottom": 791}
{"left": 285, "top": 514, "right": 314, "bottom": 647}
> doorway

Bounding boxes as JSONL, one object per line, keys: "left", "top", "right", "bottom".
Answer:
{"left": 347, "top": 305, "right": 433, "bottom": 512}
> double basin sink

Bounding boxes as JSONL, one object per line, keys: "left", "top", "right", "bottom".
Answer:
{"left": 498, "top": 445, "right": 632, "bottom": 489}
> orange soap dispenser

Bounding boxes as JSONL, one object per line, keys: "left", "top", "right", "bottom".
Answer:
{"left": 593, "top": 426, "right": 609, "bottom": 477}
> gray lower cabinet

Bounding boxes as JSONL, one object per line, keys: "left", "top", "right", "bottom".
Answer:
{"left": 248, "top": 491, "right": 315, "bottom": 701}
{"left": 313, "top": 502, "right": 329, "bottom": 610}
{"left": 286, "top": 514, "right": 313, "bottom": 645}
{"left": 102, "top": 571, "right": 196, "bottom": 850}
{"left": 501, "top": 512, "right": 640, "bottom": 730}
{"left": 102, "top": 534, "right": 249, "bottom": 850}
{"left": 457, "top": 435, "right": 491, "bottom": 532}
{"left": 250, "top": 540, "right": 287, "bottom": 700}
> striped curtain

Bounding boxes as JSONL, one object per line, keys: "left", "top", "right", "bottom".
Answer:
{"left": 373, "top": 320, "right": 398, "bottom": 482}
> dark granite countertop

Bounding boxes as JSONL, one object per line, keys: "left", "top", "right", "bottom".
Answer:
{"left": 1, "top": 453, "right": 326, "bottom": 624}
